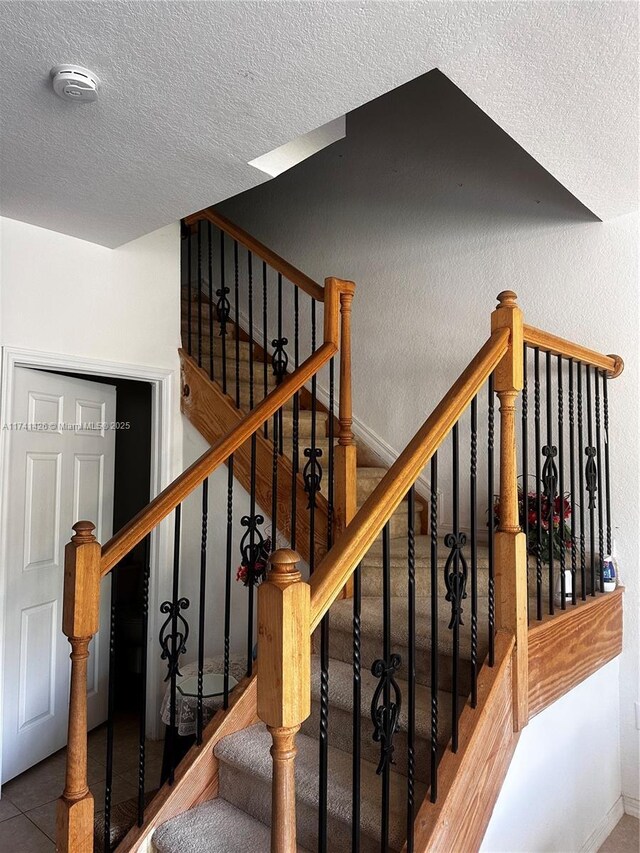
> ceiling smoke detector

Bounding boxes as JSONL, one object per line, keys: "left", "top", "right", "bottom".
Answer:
{"left": 50, "top": 65, "right": 100, "bottom": 103}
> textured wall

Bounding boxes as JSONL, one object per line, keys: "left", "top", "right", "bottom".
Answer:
{"left": 218, "top": 70, "right": 640, "bottom": 820}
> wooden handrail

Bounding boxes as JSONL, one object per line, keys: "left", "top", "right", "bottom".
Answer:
{"left": 101, "top": 342, "right": 337, "bottom": 575}
{"left": 308, "top": 327, "right": 510, "bottom": 631}
{"left": 523, "top": 325, "right": 623, "bottom": 376}
{"left": 184, "top": 208, "right": 325, "bottom": 302}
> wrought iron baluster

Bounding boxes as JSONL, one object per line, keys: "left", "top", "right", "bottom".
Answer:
{"left": 470, "top": 397, "right": 478, "bottom": 707}
{"left": 197, "top": 219, "right": 203, "bottom": 368}
{"left": 577, "top": 364, "right": 587, "bottom": 599}
{"left": 233, "top": 240, "right": 240, "bottom": 408}
{"left": 603, "top": 373, "right": 612, "bottom": 556}
{"left": 248, "top": 251, "right": 254, "bottom": 412}
{"left": 305, "top": 299, "right": 321, "bottom": 570}
{"left": 208, "top": 222, "right": 214, "bottom": 381}
{"left": 290, "top": 288, "right": 300, "bottom": 550}
{"left": 186, "top": 224, "right": 192, "bottom": 356}
{"left": 217, "top": 230, "right": 228, "bottom": 395}
{"left": 137, "top": 538, "right": 150, "bottom": 826}
{"left": 262, "top": 261, "right": 268, "bottom": 435}
{"left": 445, "top": 423, "right": 467, "bottom": 753}
{"left": 245, "top": 436, "right": 259, "bottom": 675}
{"left": 585, "top": 365, "right": 597, "bottom": 595}
{"left": 534, "top": 349, "right": 543, "bottom": 620}
{"left": 158, "top": 505, "right": 189, "bottom": 785}
{"left": 271, "top": 408, "right": 278, "bottom": 552}
{"left": 429, "top": 453, "right": 439, "bottom": 802}
{"left": 521, "top": 346, "right": 529, "bottom": 622}
{"left": 406, "top": 485, "right": 416, "bottom": 852}
{"left": 487, "top": 374, "right": 495, "bottom": 665}
{"left": 197, "top": 479, "right": 208, "bottom": 744}
{"left": 103, "top": 567, "right": 118, "bottom": 851}
{"left": 352, "top": 562, "right": 362, "bottom": 851}
{"left": 544, "top": 351, "right": 555, "bottom": 615}
{"left": 557, "top": 356, "right": 566, "bottom": 608}
{"left": 223, "top": 456, "right": 234, "bottom": 708}
{"left": 595, "top": 369, "right": 605, "bottom": 591}
{"left": 370, "top": 523, "right": 400, "bottom": 852}
{"left": 568, "top": 359, "right": 578, "bottom": 605}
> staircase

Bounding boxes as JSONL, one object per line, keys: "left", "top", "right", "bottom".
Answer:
{"left": 54, "top": 208, "right": 624, "bottom": 853}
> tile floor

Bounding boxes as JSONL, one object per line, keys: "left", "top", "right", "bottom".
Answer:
{"left": 597, "top": 813, "right": 640, "bottom": 853}
{"left": 0, "top": 715, "right": 164, "bottom": 852}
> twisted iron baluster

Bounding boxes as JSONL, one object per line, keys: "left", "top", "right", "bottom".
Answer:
{"left": 568, "top": 360, "right": 577, "bottom": 605}
{"left": 137, "top": 539, "right": 150, "bottom": 826}
{"left": 429, "top": 453, "right": 439, "bottom": 802}
{"left": 595, "top": 370, "right": 605, "bottom": 592}
{"left": 557, "top": 356, "right": 566, "bottom": 607}
{"left": 351, "top": 562, "right": 362, "bottom": 849}
{"left": 534, "top": 349, "right": 543, "bottom": 620}
{"left": 487, "top": 375, "right": 495, "bottom": 665}
{"left": 521, "top": 346, "right": 529, "bottom": 622}
{"left": 223, "top": 457, "right": 233, "bottom": 708}
{"left": 603, "top": 373, "right": 612, "bottom": 556}
{"left": 577, "top": 364, "right": 587, "bottom": 600}
{"left": 407, "top": 485, "right": 416, "bottom": 851}
{"left": 470, "top": 396, "right": 478, "bottom": 707}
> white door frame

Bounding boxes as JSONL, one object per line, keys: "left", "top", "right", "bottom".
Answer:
{"left": 0, "top": 346, "right": 175, "bottom": 785}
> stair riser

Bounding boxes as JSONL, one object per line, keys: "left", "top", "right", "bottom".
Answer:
{"left": 212, "top": 358, "right": 277, "bottom": 385}
{"left": 328, "top": 628, "right": 474, "bottom": 695}
{"left": 219, "top": 764, "right": 383, "bottom": 853}
{"left": 360, "top": 567, "right": 490, "bottom": 599}
{"left": 357, "top": 475, "right": 386, "bottom": 503}
{"left": 302, "top": 704, "right": 432, "bottom": 784}
{"left": 182, "top": 337, "right": 249, "bottom": 361}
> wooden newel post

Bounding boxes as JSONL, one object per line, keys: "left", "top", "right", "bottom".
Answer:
{"left": 328, "top": 280, "right": 357, "bottom": 597}
{"left": 491, "top": 291, "right": 528, "bottom": 732}
{"left": 56, "top": 521, "right": 101, "bottom": 853}
{"left": 257, "top": 549, "right": 311, "bottom": 853}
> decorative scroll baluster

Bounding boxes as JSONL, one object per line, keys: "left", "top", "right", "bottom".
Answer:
{"left": 577, "top": 364, "right": 587, "bottom": 599}
{"left": 568, "top": 360, "right": 578, "bottom": 605}
{"left": 197, "top": 219, "right": 203, "bottom": 368}
{"left": 275, "top": 272, "right": 285, "bottom": 453}
{"left": 470, "top": 396, "right": 478, "bottom": 706}
{"left": 159, "top": 505, "right": 189, "bottom": 785}
{"left": 557, "top": 356, "right": 566, "bottom": 607}
{"left": 585, "top": 365, "right": 597, "bottom": 595}
{"left": 208, "top": 222, "right": 214, "bottom": 381}
{"left": 595, "top": 369, "right": 605, "bottom": 591}
{"left": 271, "top": 336, "right": 289, "bottom": 384}
{"left": 406, "top": 485, "right": 416, "bottom": 852}
{"left": 544, "top": 351, "right": 555, "bottom": 615}
{"left": 196, "top": 478, "right": 209, "bottom": 744}
{"left": 137, "top": 537, "right": 150, "bottom": 826}
{"left": 352, "top": 562, "right": 362, "bottom": 851}
{"left": 429, "top": 453, "right": 439, "bottom": 803}
{"left": 223, "top": 456, "right": 234, "bottom": 708}
{"left": 306, "top": 300, "right": 321, "bottom": 570}
{"left": 603, "top": 372, "right": 612, "bottom": 556}
{"left": 371, "top": 523, "right": 400, "bottom": 851}
{"left": 240, "top": 509, "right": 265, "bottom": 676}
{"left": 216, "top": 229, "right": 229, "bottom": 395}
{"left": 534, "top": 348, "right": 543, "bottom": 620}
{"left": 487, "top": 374, "right": 495, "bottom": 665}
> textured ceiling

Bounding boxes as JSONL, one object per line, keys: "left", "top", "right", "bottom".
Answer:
{"left": 0, "top": 1, "right": 637, "bottom": 247}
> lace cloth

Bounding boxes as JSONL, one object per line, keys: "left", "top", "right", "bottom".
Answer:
{"left": 160, "top": 655, "right": 245, "bottom": 736}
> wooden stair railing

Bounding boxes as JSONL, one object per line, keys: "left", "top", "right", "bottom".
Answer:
{"left": 56, "top": 250, "right": 357, "bottom": 851}
{"left": 258, "top": 291, "right": 624, "bottom": 853}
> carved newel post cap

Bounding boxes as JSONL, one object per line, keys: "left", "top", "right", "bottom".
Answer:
{"left": 496, "top": 290, "right": 518, "bottom": 308}
{"left": 71, "top": 520, "right": 96, "bottom": 544}
{"left": 268, "top": 549, "right": 302, "bottom": 586}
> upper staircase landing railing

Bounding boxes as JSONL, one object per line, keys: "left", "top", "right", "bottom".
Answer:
{"left": 257, "top": 291, "right": 624, "bottom": 852}
{"left": 56, "top": 208, "right": 358, "bottom": 853}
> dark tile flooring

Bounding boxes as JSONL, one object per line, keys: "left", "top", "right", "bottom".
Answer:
{"left": 0, "top": 716, "right": 164, "bottom": 851}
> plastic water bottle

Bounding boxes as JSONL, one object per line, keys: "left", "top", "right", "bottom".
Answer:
{"left": 602, "top": 556, "right": 617, "bottom": 592}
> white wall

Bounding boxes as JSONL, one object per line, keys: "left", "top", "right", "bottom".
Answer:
{"left": 0, "top": 215, "right": 184, "bottom": 735}
{"left": 481, "top": 660, "right": 622, "bottom": 853}
{"left": 217, "top": 70, "right": 639, "bottom": 828}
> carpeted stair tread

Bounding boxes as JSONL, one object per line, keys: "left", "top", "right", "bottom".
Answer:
{"left": 216, "top": 723, "right": 424, "bottom": 851}
{"left": 152, "top": 797, "right": 310, "bottom": 853}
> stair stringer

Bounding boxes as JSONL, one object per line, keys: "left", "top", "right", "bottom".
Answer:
{"left": 116, "top": 676, "right": 258, "bottom": 853}
{"left": 409, "top": 631, "right": 518, "bottom": 853}
{"left": 180, "top": 349, "right": 329, "bottom": 567}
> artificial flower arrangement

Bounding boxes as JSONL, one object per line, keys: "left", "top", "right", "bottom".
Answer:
{"left": 493, "top": 485, "right": 571, "bottom": 564}
{"left": 235, "top": 536, "right": 272, "bottom": 586}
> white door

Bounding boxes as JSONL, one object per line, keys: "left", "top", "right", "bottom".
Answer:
{"left": 2, "top": 368, "right": 116, "bottom": 782}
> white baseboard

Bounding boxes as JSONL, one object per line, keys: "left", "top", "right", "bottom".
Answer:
{"left": 623, "top": 794, "right": 640, "bottom": 818}
{"left": 579, "top": 796, "right": 625, "bottom": 853}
